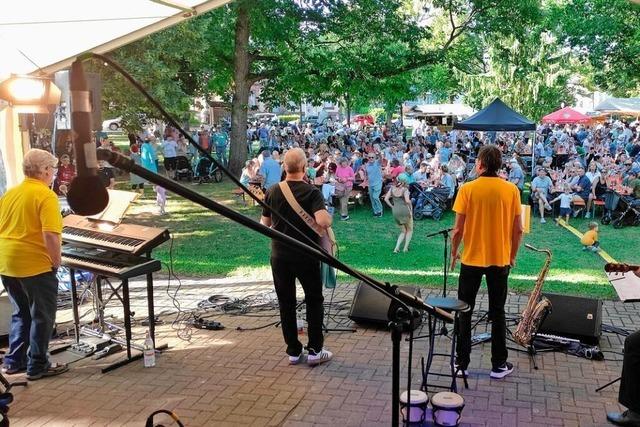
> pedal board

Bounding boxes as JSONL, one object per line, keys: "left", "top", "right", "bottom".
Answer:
{"left": 68, "top": 337, "right": 111, "bottom": 357}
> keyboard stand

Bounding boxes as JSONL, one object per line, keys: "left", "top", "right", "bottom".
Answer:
{"left": 69, "top": 267, "right": 167, "bottom": 373}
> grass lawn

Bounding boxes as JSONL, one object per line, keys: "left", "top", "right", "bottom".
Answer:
{"left": 118, "top": 178, "right": 638, "bottom": 300}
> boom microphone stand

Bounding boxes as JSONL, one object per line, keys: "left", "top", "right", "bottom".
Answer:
{"left": 96, "top": 149, "right": 451, "bottom": 427}
{"left": 85, "top": 53, "right": 452, "bottom": 426}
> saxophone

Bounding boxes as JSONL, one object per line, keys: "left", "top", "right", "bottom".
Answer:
{"left": 513, "top": 244, "right": 553, "bottom": 347}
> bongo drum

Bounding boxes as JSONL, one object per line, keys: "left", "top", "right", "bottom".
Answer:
{"left": 431, "top": 391, "right": 464, "bottom": 426}
{"left": 399, "top": 389, "right": 428, "bottom": 423}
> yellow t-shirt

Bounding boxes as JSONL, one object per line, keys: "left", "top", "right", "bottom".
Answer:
{"left": 0, "top": 178, "right": 62, "bottom": 277}
{"left": 580, "top": 229, "right": 598, "bottom": 246}
{"left": 453, "top": 177, "right": 522, "bottom": 267}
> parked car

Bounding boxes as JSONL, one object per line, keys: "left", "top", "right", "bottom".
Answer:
{"left": 102, "top": 117, "right": 122, "bottom": 131}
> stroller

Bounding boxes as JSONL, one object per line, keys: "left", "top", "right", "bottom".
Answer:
{"left": 412, "top": 185, "right": 449, "bottom": 221}
{"left": 195, "top": 156, "right": 224, "bottom": 184}
{"left": 602, "top": 194, "right": 640, "bottom": 228}
{"left": 174, "top": 156, "right": 194, "bottom": 182}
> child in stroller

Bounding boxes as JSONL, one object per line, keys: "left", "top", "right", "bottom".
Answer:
{"left": 411, "top": 183, "right": 449, "bottom": 221}
{"left": 194, "top": 155, "right": 224, "bottom": 184}
{"left": 602, "top": 192, "right": 640, "bottom": 229}
{"left": 174, "top": 155, "right": 194, "bottom": 182}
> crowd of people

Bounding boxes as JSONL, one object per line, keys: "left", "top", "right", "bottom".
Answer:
{"left": 27, "top": 112, "right": 640, "bottom": 235}
{"left": 235, "top": 117, "right": 640, "bottom": 251}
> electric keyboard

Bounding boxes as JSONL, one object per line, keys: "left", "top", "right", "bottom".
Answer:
{"left": 61, "top": 245, "right": 162, "bottom": 279}
{"left": 62, "top": 214, "right": 170, "bottom": 255}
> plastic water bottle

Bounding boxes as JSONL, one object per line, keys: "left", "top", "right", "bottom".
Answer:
{"left": 143, "top": 330, "right": 156, "bottom": 368}
{"left": 297, "top": 309, "right": 305, "bottom": 335}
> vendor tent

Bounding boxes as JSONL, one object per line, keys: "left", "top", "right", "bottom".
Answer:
{"left": 453, "top": 98, "right": 536, "bottom": 173}
{"left": 594, "top": 98, "right": 640, "bottom": 115}
{"left": 541, "top": 107, "right": 591, "bottom": 124}
{"left": 453, "top": 98, "right": 535, "bottom": 131}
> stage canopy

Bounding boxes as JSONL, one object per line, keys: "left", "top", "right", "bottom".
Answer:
{"left": 594, "top": 97, "right": 640, "bottom": 115}
{"left": 453, "top": 98, "right": 535, "bottom": 131}
{"left": 0, "top": 0, "right": 231, "bottom": 191}
{"left": 0, "top": 0, "right": 231, "bottom": 77}
{"left": 541, "top": 107, "right": 591, "bottom": 124}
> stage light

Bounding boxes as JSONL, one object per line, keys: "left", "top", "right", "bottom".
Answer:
{"left": 0, "top": 75, "right": 61, "bottom": 113}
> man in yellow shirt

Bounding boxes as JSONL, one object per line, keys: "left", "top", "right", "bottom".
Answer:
{"left": 0, "top": 149, "right": 68, "bottom": 380}
{"left": 450, "top": 145, "right": 524, "bottom": 379}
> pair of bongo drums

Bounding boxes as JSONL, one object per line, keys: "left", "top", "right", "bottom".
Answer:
{"left": 400, "top": 389, "right": 464, "bottom": 426}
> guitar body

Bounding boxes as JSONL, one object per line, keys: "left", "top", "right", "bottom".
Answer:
{"left": 605, "top": 263, "right": 640, "bottom": 274}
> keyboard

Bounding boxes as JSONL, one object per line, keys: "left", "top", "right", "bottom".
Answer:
{"left": 62, "top": 215, "right": 170, "bottom": 255}
{"left": 61, "top": 245, "right": 161, "bottom": 279}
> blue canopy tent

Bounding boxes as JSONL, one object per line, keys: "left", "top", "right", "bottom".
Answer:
{"left": 454, "top": 98, "right": 537, "bottom": 174}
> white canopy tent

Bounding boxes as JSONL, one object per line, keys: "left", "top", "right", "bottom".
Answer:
{"left": 0, "top": 0, "right": 231, "bottom": 191}
{"left": 594, "top": 97, "right": 640, "bottom": 115}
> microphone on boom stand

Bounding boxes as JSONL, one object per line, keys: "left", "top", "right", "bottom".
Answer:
{"left": 66, "top": 59, "right": 110, "bottom": 216}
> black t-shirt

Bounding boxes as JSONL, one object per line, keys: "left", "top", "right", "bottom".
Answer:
{"left": 262, "top": 180, "right": 326, "bottom": 260}
{"left": 98, "top": 167, "right": 114, "bottom": 187}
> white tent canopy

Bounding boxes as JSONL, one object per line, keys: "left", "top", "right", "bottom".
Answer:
{"left": 594, "top": 97, "right": 640, "bottom": 115}
{"left": 0, "top": 0, "right": 231, "bottom": 191}
{"left": 0, "top": 0, "right": 231, "bottom": 77}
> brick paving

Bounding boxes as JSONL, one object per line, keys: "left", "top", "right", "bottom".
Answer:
{"left": 2, "top": 277, "right": 636, "bottom": 427}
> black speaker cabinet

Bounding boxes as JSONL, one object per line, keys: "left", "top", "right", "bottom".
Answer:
{"left": 539, "top": 293, "right": 603, "bottom": 344}
{"left": 348, "top": 282, "right": 422, "bottom": 330}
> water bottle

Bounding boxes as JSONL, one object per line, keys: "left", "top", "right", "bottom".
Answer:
{"left": 143, "top": 330, "right": 156, "bottom": 368}
{"left": 296, "top": 309, "right": 305, "bottom": 335}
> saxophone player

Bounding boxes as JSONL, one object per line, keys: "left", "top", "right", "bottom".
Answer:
{"left": 607, "top": 268, "right": 640, "bottom": 427}
{"left": 450, "top": 145, "right": 524, "bottom": 379}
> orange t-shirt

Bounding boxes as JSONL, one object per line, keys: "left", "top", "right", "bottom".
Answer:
{"left": 580, "top": 229, "right": 598, "bottom": 246}
{"left": 453, "top": 177, "right": 522, "bottom": 267}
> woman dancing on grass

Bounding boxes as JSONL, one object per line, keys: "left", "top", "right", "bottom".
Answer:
{"left": 384, "top": 175, "right": 413, "bottom": 253}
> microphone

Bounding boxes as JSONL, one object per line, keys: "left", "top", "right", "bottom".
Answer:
{"left": 66, "top": 59, "right": 109, "bottom": 215}
{"left": 426, "top": 228, "right": 453, "bottom": 238}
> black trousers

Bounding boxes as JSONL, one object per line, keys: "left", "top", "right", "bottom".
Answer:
{"left": 620, "top": 330, "right": 640, "bottom": 413}
{"left": 270, "top": 256, "right": 324, "bottom": 356}
{"left": 456, "top": 264, "right": 510, "bottom": 370}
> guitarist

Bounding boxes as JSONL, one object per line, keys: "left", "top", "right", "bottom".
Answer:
{"left": 607, "top": 268, "right": 640, "bottom": 427}
{"left": 261, "top": 148, "right": 334, "bottom": 366}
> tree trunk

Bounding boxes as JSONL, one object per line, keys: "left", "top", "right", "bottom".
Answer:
{"left": 228, "top": 1, "right": 251, "bottom": 177}
{"left": 345, "top": 94, "right": 351, "bottom": 127}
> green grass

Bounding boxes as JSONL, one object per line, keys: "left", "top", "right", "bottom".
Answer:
{"left": 119, "top": 179, "right": 638, "bottom": 300}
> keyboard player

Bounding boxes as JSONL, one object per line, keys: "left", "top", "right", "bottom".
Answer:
{"left": 0, "top": 149, "right": 69, "bottom": 380}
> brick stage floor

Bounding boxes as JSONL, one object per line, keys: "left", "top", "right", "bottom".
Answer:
{"left": 1, "top": 277, "right": 636, "bottom": 426}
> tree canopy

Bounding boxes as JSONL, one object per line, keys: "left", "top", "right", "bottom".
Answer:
{"left": 95, "top": 0, "right": 640, "bottom": 173}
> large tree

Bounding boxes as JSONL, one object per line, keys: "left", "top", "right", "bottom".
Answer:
{"left": 457, "top": 29, "right": 576, "bottom": 120}
{"left": 93, "top": 19, "right": 210, "bottom": 132}
{"left": 206, "top": 0, "right": 541, "bottom": 175}
{"left": 551, "top": 0, "right": 640, "bottom": 97}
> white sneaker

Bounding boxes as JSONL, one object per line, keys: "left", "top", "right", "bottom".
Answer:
{"left": 307, "top": 348, "right": 333, "bottom": 366}
{"left": 584, "top": 212, "right": 591, "bottom": 219}
{"left": 540, "top": 218, "right": 546, "bottom": 224}
{"left": 490, "top": 362, "right": 514, "bottom": 379}
{"left": 288, "top": 351, "right": 306, "bottom": 365}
